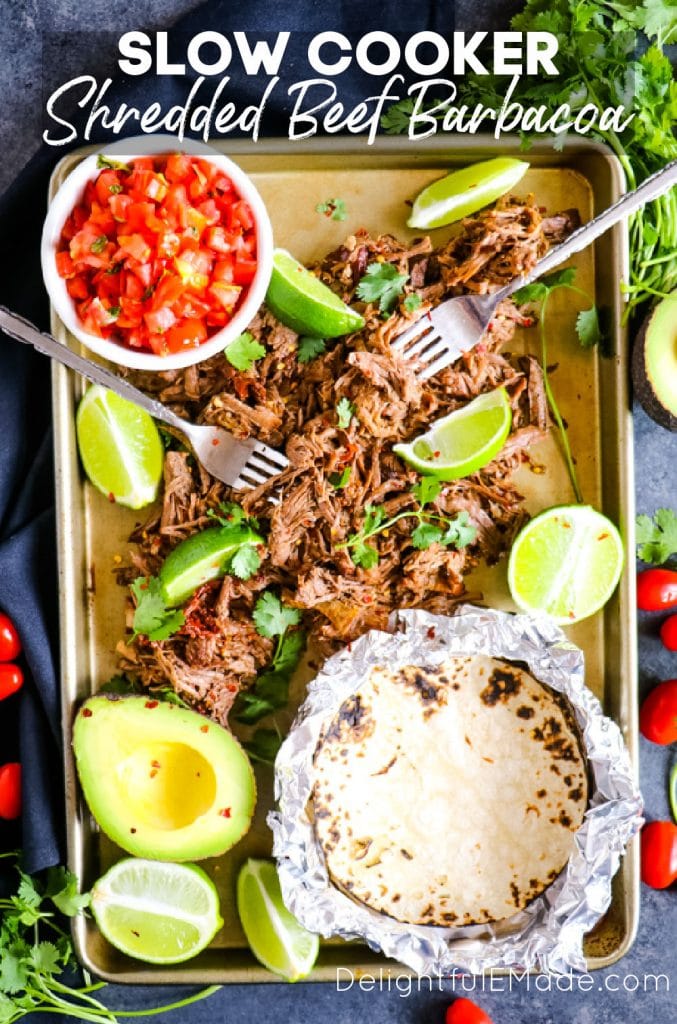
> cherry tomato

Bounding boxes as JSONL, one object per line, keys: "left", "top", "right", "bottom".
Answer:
{"left": 660, "top": 615, "right": 677, "bottom": 651}
{"left": 0, "top": 663, "right": 23, "bottom": 701}
{"left": 0, "top": 612, "right": 21, "bottom": 661}
{"left": 641, "top": 820, "right": 677, "bottom": 889}
{"left": 639, "top": 679, "right": 677, "bottom": 745}
{"left": 445, "top": 999, "right": 494, "bottom": 1024}
{"left": 0, "top": 762, "right": 21, "bottom": 820}
{"left": 637, "top": 569, "right": 677, "bottom": 612}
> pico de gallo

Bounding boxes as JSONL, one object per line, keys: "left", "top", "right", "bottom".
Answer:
{"left": 55, "top": 153, "right": 259, "bottom": 356}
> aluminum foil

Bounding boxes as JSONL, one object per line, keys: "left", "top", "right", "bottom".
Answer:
{"left": 268, "top": 604, "right": 643, "bottom": 975}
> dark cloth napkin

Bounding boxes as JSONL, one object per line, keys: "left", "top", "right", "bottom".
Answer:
{"left": 0, "top": 1, "right": 456, "bottom": 874}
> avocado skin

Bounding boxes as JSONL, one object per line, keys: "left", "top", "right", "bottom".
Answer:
{"left": 632, "top": 300, "right": 677, "bottom": 432}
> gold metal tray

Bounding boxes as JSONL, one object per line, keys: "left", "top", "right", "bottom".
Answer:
{"left": 50, "top": 136, "right": 638, "bottom": 983}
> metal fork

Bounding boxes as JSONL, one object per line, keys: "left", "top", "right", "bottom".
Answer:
{"left": 391, "top": 159, "right": 677, "bottom": 379}
{"left": 0, "top": 306, "right": 289, "bottom": 491}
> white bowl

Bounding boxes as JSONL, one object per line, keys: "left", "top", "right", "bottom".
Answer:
{"left": 41, "top": 140, "right": 273, "bottom": 371}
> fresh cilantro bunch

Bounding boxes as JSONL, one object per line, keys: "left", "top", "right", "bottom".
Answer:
{"left": 337, "top": 476, "right": 477, "bottom": 568}
{"left": 0, "top": 853, "right": 218, "bottom": 1023}
{"left": 512, "top": 267, "right": 602, "bottom": 502}
{"left": 636, "top": 508, "right": 677, "bottom": 564}
{"left": 234, "top": 592, "right": 305, "bottom": 764}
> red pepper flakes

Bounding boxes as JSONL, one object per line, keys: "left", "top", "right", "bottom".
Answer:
{"left": 433, "top": 450, "right": 441, "bottom": 458}
{"left": 149, "top": 769, "right": 158, "bottom": 778}
{"left": 562, "top": 522, "right": 571, "bottom": 529}
{"left": 200, "top": 724, "right": 209, "bottom": 733}
{"left": 427, "top": 626, "right": 436, "bottom": 640}
{"left": 145, "top": 700, "right": 159, "bottom": 709}
{"left": 523, "top": 318, "right": 534, "bottom": 328}
{"left": 82, "top": 708, "right": 93, "bottom": 718}
{"left": 211, "top": 438, "right": 220, "bottom": 446}
{"left": 486, "top": 322, "right": 493, "bottom": 332}
{"left": 107, "top": 492, "right": 116, "bottom": 503}
{"left": 363, "top": 594, "right": 373, "bottom": 604}
{"left": 219, "top": 807, "right": 232, "bottom": 818}
{"left": 598, "top": 533, "right": 609, "bottom": 541}
{"left": 150, "top": 760, "right": 161, "bottom": 769}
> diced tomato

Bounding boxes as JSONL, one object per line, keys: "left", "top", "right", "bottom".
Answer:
{"left": 56, "top": 153, "right": 258, "bottom": 355}
{"left": 166, "top": 318, "right": 208, "bottom": 352}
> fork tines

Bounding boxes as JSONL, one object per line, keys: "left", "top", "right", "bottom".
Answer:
{"left": 234, "top": 442, "right": 289, "bottom": 489}
{"left": 390, "top": 320, "right": 456, "bottom": 381}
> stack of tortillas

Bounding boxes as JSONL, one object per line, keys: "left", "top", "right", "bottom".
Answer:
{"left": 312, "top": 654, "right": 588, "bottom": 927}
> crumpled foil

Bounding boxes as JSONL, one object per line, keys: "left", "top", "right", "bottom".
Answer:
{"left": 268, "top": 605, "right": 643, "bottom": 975}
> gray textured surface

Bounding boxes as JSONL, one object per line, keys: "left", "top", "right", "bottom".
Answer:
{"left": 1, "top": 1, "right": 676, "bottom": 1021}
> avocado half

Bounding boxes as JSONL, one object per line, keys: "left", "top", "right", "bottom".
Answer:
{"left": 73, "top": 695, "right": 256, "bottom": 861}
{"left": 632, "top": 290, "right": 677, "bottom": 431}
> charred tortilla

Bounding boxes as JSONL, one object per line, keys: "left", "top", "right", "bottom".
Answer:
{"left": 311, "top": 655, "right": 588, "bottom": 927}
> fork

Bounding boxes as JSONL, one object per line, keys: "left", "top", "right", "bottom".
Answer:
{"left": 391, "top": 159, "right": 677, "bottom": 379}
{"left": 0, "top": 305, "right": 289, "bottom": 491}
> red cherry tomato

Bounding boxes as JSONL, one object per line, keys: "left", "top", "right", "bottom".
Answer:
{"left": 639, "top": 679, "right": 677, "bottom": 745}
{"left": 445, "top": 999, "right": 494, "bottom": 1024}
{"left": 637, "top": 569, "right": 677, "bottom": 612}
{"left": 660, "top": 615, "right": 677, "bottom": 651}
{"left": 0, "top": 762, "right": 21, "bottom": 820}
{"left": 641, "top": 821, "right": 677, "bottom": 889}
{"left": 0, "top": 663, "right": 23, "bottom": 701}
{"left": 0, "top": 612, "right": 21, "bottom": 661}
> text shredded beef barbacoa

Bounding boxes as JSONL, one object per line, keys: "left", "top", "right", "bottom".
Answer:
{"left": 116, "top": 195, "right": 579, "bottom": 725}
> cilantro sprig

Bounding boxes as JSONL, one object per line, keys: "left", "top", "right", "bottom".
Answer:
{"left": 512, "top": 267, "right": 604, "bottom": 503}
{"left": 234, "top": 593, "right": 306, "bottom": 748}
{"left": 0, "top": 852, "right": 219, "bottom": 1023}
{"left": 356, "top": 262, "right": 409, "bottom": 314}
{"left": 336, "top": 397, "right": 356, "bottom": 429}
{"left": 636, "top": 508, "right": 677, "bottom": 565}
{"left": 207, "top": 503, "right": 262, "bottom": 580}
{"left": 131, "top": 577, "right": 185, "bottom": 642}
{"left": 336, "top": 477, "right": 477, "bottom": 568}
{"left": 224, "top": 332, "right": 266, "bottom": 372}
{"left": 297, "top": 336, "right": 327, "bottom": 363}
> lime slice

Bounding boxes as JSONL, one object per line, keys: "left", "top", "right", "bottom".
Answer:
{"left": 393, "top": 387, "right": 512, "bottom": 480}
{"left": 90, "top": 858, "right": 223, "bottom": 964}
{"left": 507, "top": 505, "right": 624, "bottom": 625}
{"left": 236, "top": 858, "right": 319, "bottom": 981}
{"left": 408, "top": 158, "right": 529, "bottom": 229}
{"left": 159, "top": 524, "right": 263, "bottom": 606}
{"left": 76, "top": 385, "right": 163, "bottom": 509}
{"left": 265, "top": 248, "right": 365, "bottom": 337}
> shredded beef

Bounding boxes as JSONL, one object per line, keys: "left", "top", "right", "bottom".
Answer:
{"left": 118, "top": 195, "right": 566, "bottom": 725}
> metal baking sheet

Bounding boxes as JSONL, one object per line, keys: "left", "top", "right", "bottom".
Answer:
{"left": 49, "top": 136, "right": 638, "bottom": 983}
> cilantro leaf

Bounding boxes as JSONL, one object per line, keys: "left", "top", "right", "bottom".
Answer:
{"left": 540, "top": 267, "right": 577, "bottom": 290}
{"left": 315, "top": 197, "right": 347, "bottom": 221}
{"left": 441, "top": 511, "right": 477, "bottom": 549}
{"left": 403, "top": 293, "right": 422, "bottom": 313}
{"left": 576, "top": 306, "right": 603, "bottom": 348}
{"left": 207, "top": 500, "right": 258, "bottom": 529}
{"left": 411, "top": 476, "right": 442, "bottom": 508}
{"left": 329, "top": 466, "right": 351, "bottom": 489}
{"left": 253, "top": 592, "right": 301, "bottom": 639}
{"left": 350, "top": 539, "right": 380, "bottom": 569}
{"left": 45, "top": 868, "right": 90, "bottom": 917}
{"left": 90, "top": 235, "right": 108, "bottom": 254}
{"left": 411, "top": 522, "right": 444, "bottom": 549}
{"left": 297, "top": 336, "right": 326, "bottom": 363}
{"left": 131, "top": 577, "right": 185, "bottom": 642}
{"left": 233, "top": 691, "right": 277, "bottom": 724}
{"left": 225, "top": 332, "right": 266, "bottom": 372}
{"left": 244, "top": 728, "right": 282, "bottom": 766}
{"left": 272, "top": 629, "right": 306, "bottom": 675}
{"left": 29, "top": 943, "right": 61, "bottom": 977}
{"left": 356, "top": 262, "right": 409, "bottom": 313}
{"left": 512, "top": 281, "right": 548, "bottom": 305}
{"left": 336, "top": 397, "right": 356, "bottom": 429}
{"left": 226, "top": 544, "right": 261, "bottom": 581}
{"left": 636, "top": 508, "right": 677, "bottom": 564}
{"left": 97, "top": 154, "right": 130, "bottom": 172}
{"left": 0, "top": 953, "right": 27, "bottom": 995}
{"left": 380, "top": 98, "right": 416, "bottom": 134}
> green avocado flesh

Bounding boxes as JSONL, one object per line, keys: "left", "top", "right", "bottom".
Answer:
{"left": 633, "top": 290, "right": 677, "bottom": 431}
{"left": 73, "top": 696, "right": 256, "bottom": 861}
{"left": 159, "top": 525, "right": 262, "bottom": 607}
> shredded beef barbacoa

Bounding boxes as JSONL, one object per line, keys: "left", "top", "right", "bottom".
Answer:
{"left": 116, "top": 195, "right": 576, "bottom": 724}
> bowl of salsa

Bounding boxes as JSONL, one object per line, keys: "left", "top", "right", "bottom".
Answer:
{"left": 41, "top": 146, "right": 273, "bottom": 370}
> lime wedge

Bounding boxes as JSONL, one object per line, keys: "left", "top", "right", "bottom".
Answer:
{"left": 508, "top": 505, "right": 624, "bottom": 625}
{"left": 90, "top": 858, "right": 223, "bottom": 964}
{"left": 265, "top": 248, "right": 365, "bottom": 337}
{"left": 408, "top": 158, "right": 529, "bottom": 229}
{"left": 393, "top": 387, "right": 512, "bottom": 480}
{"left": 236, "top": 858, "right": 319, "bottom": 981}
{"left": 159, "top": 524, "right": 263, "bottom": 606}
{"left": 76, "top": 385, "right": 163, "bottom": 509}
